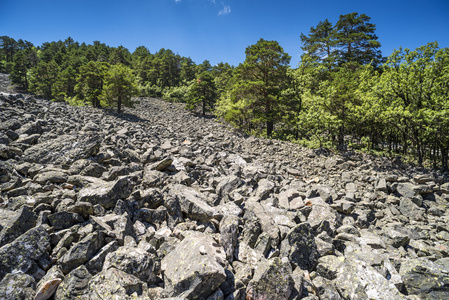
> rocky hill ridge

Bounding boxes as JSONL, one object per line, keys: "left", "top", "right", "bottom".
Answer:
{"left": 1, "top": 73, "right": 449, "bottom": 299}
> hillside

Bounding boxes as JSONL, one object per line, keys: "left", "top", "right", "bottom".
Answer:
{"left": 1, "top": 72, "right": 449, "bottom": 299}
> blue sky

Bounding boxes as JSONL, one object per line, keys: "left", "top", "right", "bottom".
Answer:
{"left": 1, "top": 0, "right": 448, "bottom": 66}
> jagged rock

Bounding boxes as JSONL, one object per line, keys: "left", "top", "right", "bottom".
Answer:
{"left": 48, "top": 211, "right": 84, "bottom": 230}
{"left": 312, "top": 276, "right": 342, "bottom": 300}
{"left": 399, "top": 257, "right": 449, "bottom": 298}
{"left": 254, "top": 178, "right": 275, "bottom": 200}
{"left": 332, "top": 258, "right": 405, "bottom": 299}
{"left": 169, "top": 184, "right": 219, "bottom": 222}
{"left": 54, "top": 265, "right": 91, "bottom": 299}
{"left": 22, "top": 133, "right": 100, "bottom": 165}
{"left": 280, "top": 223, "right": 318, "bottom": 271}
{"left": 86, "top": 267, "right": 149, "bottom": 299}
{"left": 33, "top": 170, "right": 68, "bottom": 184}
{"left": 246, "top": 257, "right": 294, "bottom": 300}
{"left": 0, "top": 205, "right": 37, "bottom": 246}
{"left": 1, "top": 74, "right": 449, "bottom": 299}
{"left": 161, "top": 231, "right": 227, "bottom": 299}
{"left": 59, "top": 231, "right": 105, "bottom": 274}
{"left": 306, "top": 197, "right": 341, "bottom": 232}
{"left": 219, "top": 215, "right": 239, "bottom": 263}
{"left": 103, "top": 246, "right": 158, "bottom": 283}
{"left": 216, "top": 175, "right": 244, "bottom": 197}
{"left": 85, "top": 240, "right": 119, "bottom": 275}
{"left": 77, "top": 176, "right": 132, "bottom": 209}
{"left": 91, "top": 213, "right": 134, "bottom": 245}
{"left": 0, "top": 225, "right": 51, "bottom": 282}
{"left": 0, "top": 272, "right": 36, "bottom": 300}
{"left": 135, "top": 188, "right": 164, "bottom": 209}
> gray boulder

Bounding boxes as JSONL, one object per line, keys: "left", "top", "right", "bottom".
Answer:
{"left": 169, "top": 184, "right": 218, "bottom": 222}
{"left": 161, "top": 231, "right": 227, "bottom": 299}
{"left": 246, "top": 257, "right": 294, "bottom": 300}
{"left": 103, "top": 246, "right": 158, "bottom": 283}
{"left": 0, "top": 272, "right": 36, "bottom": 300}
{"left": 78, "top": 176, "right": 132, "bottom": 209}
{"left": 22, "top": 132, "right": 100, "bottom": 165}
{"left": 280, "top": 223, "right": 318, "bottom": 271}
{"left": 59, "top": 231, "right": 105, "bottom": 274}
{"left": 0, "top": 225, "right": 51, "bottom": 282}
{"left": 0, "top": 205, "right": 37, "bottom": 246}
{"left": 399, "top": 257, "right": 449, "bottom": 299}
{"left": 86, "top": 267, "right": 149, "bottom": 299}
{"left": 54, "top": 265, "right": 92, "bottom": 300}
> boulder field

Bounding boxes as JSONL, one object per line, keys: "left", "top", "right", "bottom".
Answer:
{"left": 1, "top": 73, "right": 449, "bottom": 299}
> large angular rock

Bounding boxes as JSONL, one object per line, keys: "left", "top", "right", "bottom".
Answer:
{"left": 246, "top": 257, "right": 294, "bottom": 300}
{"left": 219, "top": 215, "right": 239, "bottom": 263}
{"left": 399, "top": 257, "right": 449, "bottom": 299}
{"left": 91, "top": 213, "right": 135, "bottom": 245}
{"left": 0, "top": 225, "right": 51, "bottom": 282}
{"left": 280, "top": 223, "right": 319, "bottom": 271}
{"left": 0, "top": 205, "right": 37, "bottom": 246}
{"left": 169, "top": 184, "right": 218, "bottom": 222}
{"left": 59, "top": 231, "right": 105, "bottom": 274}
{"left": 54, "top": 265, "right": 92, "bottom": 300}
{"left": 85, "top": 241, "right": 119, "bottom": 275}
{"left": 306, "top": 197, "right": 341, "bottom": 231}
{"left": 33, "top": 170, "right": 68, "bottom": 184}
{"left": 103, "top": 246, "right": 158, "bottom": 283}
{"left": 48, "top": 211, "right": 84, "bottom": 230}
{"left": 86, "top": 267, "right": 149, "bottom": 299}
{"left": 161, "top": 231, "right": 227, "bottom": 299}
{"left": 336, "top": 262, "right": 404, "bottom": 299}
{"left": 0, "top": 272, "right": 36, "bottom": 300}
{"left": 78, "top": 176, "right": 132, "bottom": 209}
{"left": 22, "top": 132, "right": 100, "bottom": 165}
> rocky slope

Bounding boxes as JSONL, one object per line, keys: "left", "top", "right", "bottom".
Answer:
{"left": 0, "top": 72, "right": 448, "bottom": 300}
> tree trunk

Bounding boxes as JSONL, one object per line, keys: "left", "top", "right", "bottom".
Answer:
{"left": 202, "top": 99, "right": 206, "bottom": 116}
{"left": 267, "top": 121, "right": 273, "bottom": 136}
{"left": 117, "top": 95, "right": 122, "bottom": 114}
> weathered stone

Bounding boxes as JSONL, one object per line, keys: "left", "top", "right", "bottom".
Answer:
{"left": 246, "top": 257, "right": 294, "bottom": 300}
{"left": 59, "top": 231, "right": 105, "bottom": 274}
{"left": 103, "top": 246, "right": 158, "bottom": 283}
{"left": 22, "top": 132, "right": 100, "bottom": 165}
{"left": 78, "top": 176, "right": 132, "bottom": 209}
{"left": 219, "top": 215, "right": 239, "bottom": 263}
{"left": 0, "top": 205, "right": 37, "bottom": 246}
{"left": 0, "top": 225, "right": 51, "bottom": 282}
{"left": 48, "top": 211, "right": 84, "bottom": 230}
{"left": 0, "top": 272, "right": 35, "bottom": 300}
{"left": 85, "top": 240, "right": 119, "bottom": 275}
{"left": 86, "top": 267, "right": 149, "bottom": 299}
{"left": 91, "top": 213, "right": 134, "bottom": 245}
{"left": 161, "top": 232, "right": 227, "bottom": 299}
{"left": 280, "top": 223, "right": 318, "bottom": 271}
{"left": 334, "top": 258, "right": 405, "bottom": 300}
{"left": 254, "top": 178, "right": 275, "bottom": 200}
{"left": 34, "top": 170, "right": 68, "bottom": 184}
{"left": 169, "top": 184, "right": 218, "bottom": 222}
{"left": 399, "top": 257, "right": 449, "bottom": 298}
{"left": 54, "top": 265, "right": 91, "bottom": 300}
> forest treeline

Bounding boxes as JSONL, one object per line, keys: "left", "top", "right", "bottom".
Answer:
{"left": 1, "top": 13, "right": 448, "bottom": 169}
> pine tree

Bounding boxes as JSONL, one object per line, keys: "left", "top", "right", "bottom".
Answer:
{"left": 187, "top": 71, "right": 217, "bottom": 115}
{"left": 103, "top": 64, "right": 138, "bottom": 113}
{"left": 229, "top": 38, "right": 291, "bottom": 136}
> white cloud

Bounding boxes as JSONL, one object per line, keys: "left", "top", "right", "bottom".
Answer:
{"left": 218, "top": 4, "right": 231, "bottom": 15}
